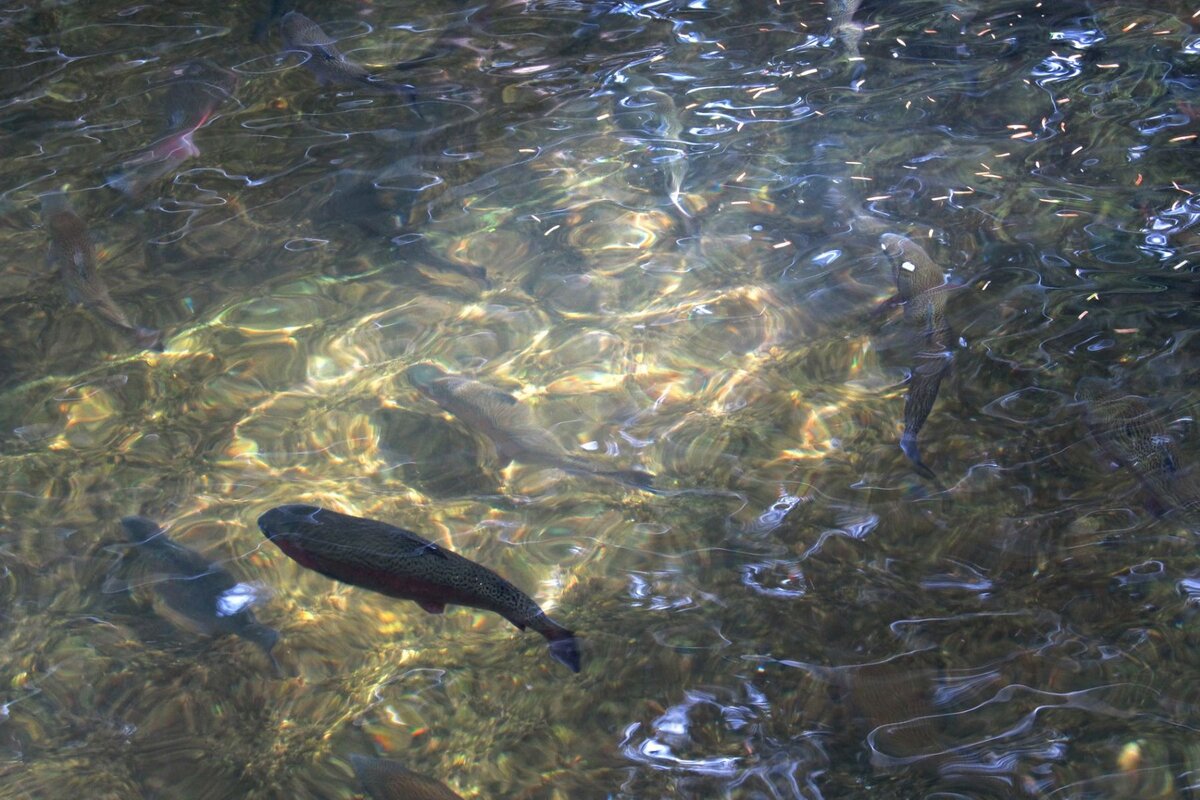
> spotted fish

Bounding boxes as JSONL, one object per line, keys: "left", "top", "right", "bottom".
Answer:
{"left": 407, "top": 364, "right": 655, "bottom": 490}
{"left": 41, "top": 192, "right": 161, "bottom": 350}
{"left": 257, "top": 505, "right": 582, "bottom": 673}
{"left": 351, "top": 755, "right": 464, "bottom": 800}
{"left": 281, "top": 11, "right": 419, "bottom": 104}
{"left": 880, "top": 233, "right": 953, "bottom": 479}
{"left": 1076, "top": 377, "right": 1200, "bottom": 527}
{"left": 122, "top": 515, "right": 280, "bottom": 671}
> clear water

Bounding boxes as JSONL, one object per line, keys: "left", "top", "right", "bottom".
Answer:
{"left": 2, "top": 0, "right": 1200, "bottom": 797}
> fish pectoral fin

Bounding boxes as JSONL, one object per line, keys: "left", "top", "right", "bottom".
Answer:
{"left": 416, "top": 599, "right": 446, "bottom": 614}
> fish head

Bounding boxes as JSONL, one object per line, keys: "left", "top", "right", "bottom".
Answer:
{"left": 121, "top": 515, "right": 164, "bottom": 543}
{"left": 257, "top": 504, "right": 331, "bottom": 554}
{"left": 257, "top": 504, "right": 328, "bottom": 540}
{"left": 406, "top": 363, "right": 449, "bottom": 393}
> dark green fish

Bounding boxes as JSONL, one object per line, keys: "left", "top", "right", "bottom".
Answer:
{"left": 351, "top": 755, "right": 464, "bottom": 800}
{"left": 407, "top": 364, "right": 655, "bottom": 490}
{"left": 121, "top": 515, "right": 280, "bottom": 671}
{"left": 40, "top": 193, "right": 161, "bottom": 350}
{"left": 257, "top": 505, "right": 581, "bottom": 673}
{"left": 880, "top": 233, "right": 953, "bottom": 479}
{"left": 1076, "top": 378, "right": 1200, "bottom": 526}
{"left": 281, "top": 11, "right": 419, "bottom": 104}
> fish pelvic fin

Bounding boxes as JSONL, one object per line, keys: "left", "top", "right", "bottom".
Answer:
{"left": 416, "top": 599, "right": 446, "bottom": 614}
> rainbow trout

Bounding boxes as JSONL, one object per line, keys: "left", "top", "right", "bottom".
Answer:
{"left": 41, "top": 193, "right": 161, "bottom": 350}
{"left": 108, "top": 60, "right": 238, "bottom": 198}
{"left": 880, "top": 234, "right": 953, "bottom": 479}
{"left": 407, "top": 364, "right": 655, "bottom": 490}
{"left": 351, "top": 755, "right": 464, "bottom": 800}
{"left": 257, "top": 505, "right": 582, "bottom": 673}
{"left": 121, "top": 516, "right": 280, "bottom": 671}
{"left": 281, "top": 12, "right": 419, "bottom": 104}
{"left": 1076, "top": 378, "right": 1200, "bottom": 527}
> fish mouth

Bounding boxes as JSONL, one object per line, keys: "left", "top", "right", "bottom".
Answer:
{"left": 405, "top": 363, "right": 445, "bottom": 389}
{"left": 257, "top": 504, "right": 324, "bottom": 537}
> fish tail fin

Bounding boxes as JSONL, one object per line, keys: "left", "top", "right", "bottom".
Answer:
{"left": 900, "top": 433, "right": 936, "bottom": 480}
{"left": 132, "top": 326, "right": 163, "bottom": 351}
{"left": 529, "top": 613, "right": 581, "bottom": 673}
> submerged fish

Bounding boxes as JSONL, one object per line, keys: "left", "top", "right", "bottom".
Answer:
{"left": 880, "top": 233, "right": 953, "bottom": 479}
{"left": 40, "top": 193, "right": 161, "bottom": 350}
{"left": 257, "top": 505, "right": 581, "bottom": 673}
{"left": 121, "top": 515, "right": 280, "bottom": 671}
{"left": 108, "top": 60, "right": 239, "bottom": 197}
{"left": 407, "top": 364, "right": 654, "bottom": 490}
{"left": 351, "top": 755, "right": 464, "bottom": 800}
{"left": 829, "top": 0, "right": 865, "bottom": 77}
{"left": 1076, "top": 378, "right": 1200, "bottom": 526}
{"left": 281, "top": 11, "right": 419, "bottom": 103}
{"left": 616, "top": 76, "right": 692, "bottom": 229}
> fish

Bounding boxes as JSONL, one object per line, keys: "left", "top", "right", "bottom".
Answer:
{"left": 1076, "top": 378, "right": 1200, "bottom": 527}
{"left": 406, "top": 363, "right": 655, "bottom": 490}
{"left": 108, "top": 60, "right": 239, "bottom": 198}
{"left": 281, "top": 11, "right": 420, "bottom": 105}
{"left": 879, "top": 233, "right": 953, "bottom": 479}
{"left": 40, "top": 192, "right": 162, "bottom": 350}
{"left": 351, "top": 754, "right": 464, "bottom": 800}
{"left": 121, "top": 515, "right": 280, "bottom": 672}
{"left": 828, "top": 0, "right": 866, "bottom": 81}
{"left": 257, "top": 504, "right": 582, "bottom": 673}
{"left": 616, "top": 76, "right": 692, "bottom": 230}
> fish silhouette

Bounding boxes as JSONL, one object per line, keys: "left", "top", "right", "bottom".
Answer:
{"left": 407, "top": 364, "right": 655, "bottom": 490}
{"left": 41, "top": 192, "right": 161, "bottom": 350}
{"left": 281, "top": 11, "right": 419, "bottom": 106}
{"left": 257, "top": 505, "right": 582, "bottom": 673}
{"left": 880, "top": 234, "right": 953, "bottom": 479}
{"left": 121, "top": 515, "right": 280, "bottom": 672}
{"left": 1076, "top": 377, "right": 1200, "bottom": 527}
{"left": 351, "top": 755, "right": 464, "bottom": 800}
{"left": 108, "top": 60, "right": 238, "bottom": 197}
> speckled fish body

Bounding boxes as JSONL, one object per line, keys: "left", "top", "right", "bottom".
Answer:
{"left": 121, "top": 516, "right": 280, "bottom": 669}
{"left": 351, "top": 755, "right": 464, "bottom": 800}
{"left": 108, "top": 60, "right": 238, "bottom": 198}
{"left": 1076, "top": 378, "right": 1200, "bottom": 526}
{"left": 257, "top": 505, "right": 581, "bottom": 672}
{"left": 40, "top": 193, "right": 161, "bottom": 350}
{"left": 406, "top": 364, "right": 654, "bottom": 490}
{"left": 281, "top": 11, "right": 418, "bottom": 101}
{"left": 880, "top": 234, "right": 953, "bottom": 479}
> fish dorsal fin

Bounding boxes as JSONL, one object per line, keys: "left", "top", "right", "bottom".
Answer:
{"left": 413, "top": 540, "right": 448, "bottom": 560}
